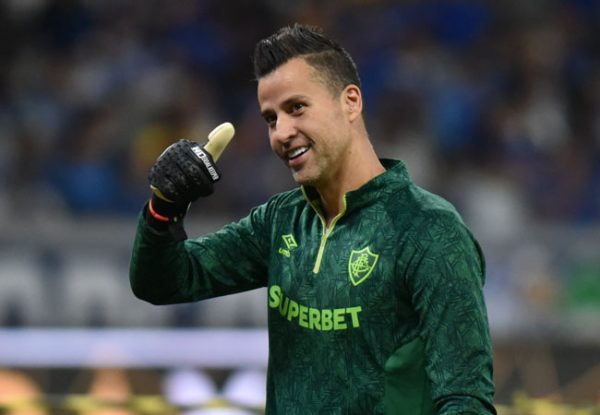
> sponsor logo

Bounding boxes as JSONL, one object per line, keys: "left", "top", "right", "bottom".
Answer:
{"left": 348, "top": 247, "right": 379, "bottom": 286}
{"left": 268, "top": 285, "right": 362, "bottom": 330}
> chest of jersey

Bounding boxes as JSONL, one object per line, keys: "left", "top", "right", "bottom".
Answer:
{"left": 266, "top": 205, "right": 414, "bottom": 337}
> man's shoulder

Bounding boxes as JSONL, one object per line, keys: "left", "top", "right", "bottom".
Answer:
{"left": 379, "top": 165, "right": 459, "bottom": 219}
{"left": 380, "top": 159, "right": 461, "bottom": 219}
{"left": 265, "top": 187, "right": 305, "bottom": 208}
{"left": 407, "top": 185, "right": 460, "bottom": 219}
{"left": 251, "top": 187, "right": 306, "bottom": 221}
{"left": 382, "top": 180, "right": 472, "bottom": 244}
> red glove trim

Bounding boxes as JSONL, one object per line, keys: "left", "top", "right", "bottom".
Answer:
{"left": 148, "top": 198, "right": 170, "bottom": 222}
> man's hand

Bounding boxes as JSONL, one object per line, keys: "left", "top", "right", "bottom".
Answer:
{"left": 147, "top": 139, "right": 220, "bottom": 225}
{"left": 144, "top": 122, "right": 235, "bottom": 234}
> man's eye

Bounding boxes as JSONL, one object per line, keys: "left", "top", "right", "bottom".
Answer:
{"left": 292, "top": 103, "right": 305, "bottom": 112}
{"left": 264, "top": 115, "right": 276, "bottom": 126}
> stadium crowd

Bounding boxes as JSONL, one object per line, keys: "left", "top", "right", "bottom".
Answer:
{"left": 1, "top": 0, "right": 599, "bottom": 228}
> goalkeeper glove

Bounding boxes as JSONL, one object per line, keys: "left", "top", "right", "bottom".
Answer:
{"left": 146, "top": 139, "right": 220, "bottom": 232}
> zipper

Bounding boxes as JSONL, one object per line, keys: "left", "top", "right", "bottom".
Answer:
{"left": 311, "top": 196, "right": 347, "bottom": 274}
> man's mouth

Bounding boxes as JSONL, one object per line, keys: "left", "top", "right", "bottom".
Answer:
{"left": 287, "top": 146, "right": 310, "bottom": 161}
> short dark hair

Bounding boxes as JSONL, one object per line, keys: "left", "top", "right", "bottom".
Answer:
{"left": 253, "top": 23, "right": 361, "bottom": 95}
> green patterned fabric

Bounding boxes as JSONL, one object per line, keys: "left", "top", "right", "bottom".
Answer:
{"left": 130, "top": 159, "right": 496, "bottom": 414}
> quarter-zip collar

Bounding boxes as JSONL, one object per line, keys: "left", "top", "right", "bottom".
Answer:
{"left": 300, "top": 159, "right": 411, "bottom": 274}
{"left": 301, "top": 159, "right": 411, "bottom": 216}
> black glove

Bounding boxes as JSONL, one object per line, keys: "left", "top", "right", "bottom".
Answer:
{"left": 146, "top": 139, "right": 221, "bottom": 230}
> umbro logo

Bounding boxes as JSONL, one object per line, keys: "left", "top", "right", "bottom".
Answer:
{"left": 278, "top": 234, "right": 298, "bottom": 257}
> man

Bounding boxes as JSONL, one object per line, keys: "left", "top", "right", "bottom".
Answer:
{"left": 130, "top": 24, "right": 496, "bottom": 414}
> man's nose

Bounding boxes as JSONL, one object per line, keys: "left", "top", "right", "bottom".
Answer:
{"left": 272, "top": 115, "right": 298, "bottom": 144}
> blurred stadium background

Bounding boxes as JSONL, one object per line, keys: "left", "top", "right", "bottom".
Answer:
{"left": 0, "top": 0, "right": 599, "bottom": 413}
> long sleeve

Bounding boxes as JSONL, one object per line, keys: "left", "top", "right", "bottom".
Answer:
{"left": 406, "top": 212, "right": 496, "bottom": 415}
{"left": 130, "top": 203, "right": 270, "bottom": 305}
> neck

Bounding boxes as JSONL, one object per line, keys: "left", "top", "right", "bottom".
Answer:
{"left": 316, "top": 141, "right": 385, "bottom": 225}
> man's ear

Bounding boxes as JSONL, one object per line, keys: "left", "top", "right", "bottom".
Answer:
{"left": 342, "top": 84, "right": 363, "bottom": 122}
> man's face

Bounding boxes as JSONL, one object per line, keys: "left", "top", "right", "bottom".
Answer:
{"left": 257, "top": 57, "right": 352, "bottom": 187}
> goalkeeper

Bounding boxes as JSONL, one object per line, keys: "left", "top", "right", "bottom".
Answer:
{"left": 130, "top": 23, "right": 496, "bottom": 414}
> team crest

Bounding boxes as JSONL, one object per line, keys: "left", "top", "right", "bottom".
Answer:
{"left": 348, "top": 247, "right": 379, "bottom": 286}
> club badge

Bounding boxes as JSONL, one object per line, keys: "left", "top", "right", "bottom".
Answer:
{"left": 348, "top": 247, "right": 379, "bottom": 286}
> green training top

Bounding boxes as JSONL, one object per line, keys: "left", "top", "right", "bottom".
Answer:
{"left": 130, "top": 159, "right": 496, "bottom": 414}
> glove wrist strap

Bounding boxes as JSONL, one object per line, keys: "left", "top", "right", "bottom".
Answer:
{"left": 144, "top": 199, "right": 188, "bottom": 241}
{"left": 148, "top": 198, "right": 170, "bottom": 222}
